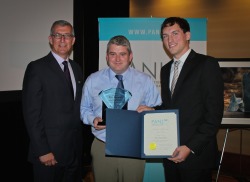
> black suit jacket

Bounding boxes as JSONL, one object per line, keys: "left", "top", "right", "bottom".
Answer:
{"left": 22, "top": 52, "right": 84, "bottom": 166}
{"left": 160, "top": 50, "right": 224, "bottom": 169}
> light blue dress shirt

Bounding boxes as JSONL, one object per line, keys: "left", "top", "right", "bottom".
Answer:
{"left": 80, "top": 67, "right": 162, "bottom": 142}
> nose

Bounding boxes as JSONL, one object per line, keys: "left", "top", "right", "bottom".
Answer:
{"left": 60, "top": 36, "right": 66, "bottom": 42}
{"left": 113, "top": 54, "right": 120, "bottom": 61}
{"left": 168, "top": 34, "right": 174, "bottom": 42}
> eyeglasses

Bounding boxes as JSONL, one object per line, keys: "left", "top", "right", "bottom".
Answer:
{"left": 51, "top": 33, "right": 74, "bottom": 40}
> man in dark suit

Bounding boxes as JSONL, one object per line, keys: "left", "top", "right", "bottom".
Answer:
{"left": 22, "top": 20, "right": 84, "bottom": 182}
{"left": 158, "top": 17, "right": 224, "bottom": 182}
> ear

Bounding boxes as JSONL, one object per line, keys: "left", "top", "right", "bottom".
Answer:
{"left": 106, "top": 54, "right": 110, "bottom": 66}
{"left": 71, "top": 37, "right": 76, "bottom": 45}
{"left": 129, "top": 52, "right": 133, "bottom": 63}
{"left": 48, "top": 36, "right": 53, "bottom": 45}
{"left": 186, "top": 32, "right": 191, "bottom": 41}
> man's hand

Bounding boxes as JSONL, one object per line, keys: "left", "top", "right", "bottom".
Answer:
{"left": 136, "top": 105, "right": 155, "bottom": 113}
{"left": 93, "top": 117, "right": 106, "bottom": 130}
{"left": 39, "top": 153, "right": 58, "bottom": 166}
{"left": 168, "top": 145, "right": 191, "bottom": 163}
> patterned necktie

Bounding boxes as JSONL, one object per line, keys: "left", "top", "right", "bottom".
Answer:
{"left": 115, "top": 75, "right": 124, "bottom": 89}
{"left": 114, "top": 75, "right": 126, "bottom": 109}
{"left": 62, "top": 61, "right": 74, "bottom": 97}
{"left": 171, "top": 61, "right": 180, "bottom": 96}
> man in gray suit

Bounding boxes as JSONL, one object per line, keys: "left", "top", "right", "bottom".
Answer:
{"left": 22, "top": 20, "right": 83, "bottom": 182}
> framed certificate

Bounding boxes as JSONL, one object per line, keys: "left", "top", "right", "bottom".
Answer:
{"left": 143, "top": 111, "right": 179, "bottom": 157}
{"left": 105, "top": 109, "right": 179, "bottom": 158}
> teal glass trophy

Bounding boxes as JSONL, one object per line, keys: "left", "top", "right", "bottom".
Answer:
{"left": 98, "top": 88, "right": 132, "bottom": 125}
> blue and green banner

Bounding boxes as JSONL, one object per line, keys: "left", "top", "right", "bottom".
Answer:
{"left": 98, "top": 18, "right": 207, "bottom": 91}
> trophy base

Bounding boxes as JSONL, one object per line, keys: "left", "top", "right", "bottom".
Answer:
{"left": 97, "top": 121, "right": 106, "bottom": 126}
{"left": 98, "top": 103, "right": 128, "bottom": 126}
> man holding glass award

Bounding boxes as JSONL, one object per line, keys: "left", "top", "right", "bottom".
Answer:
{"left": 80, "top": 35, "right": 162, "bottom": 182}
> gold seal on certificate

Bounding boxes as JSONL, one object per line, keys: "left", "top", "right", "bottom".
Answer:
{"left": 98, "top": 88, "right": 132, "bottom": 125}
{"left": 149, "top": 142, "right": 157, "bottom": 150}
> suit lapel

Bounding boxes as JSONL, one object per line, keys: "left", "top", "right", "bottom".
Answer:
{"left": 47, "top": 53, "right": 75, "bottom": 99}
{"left": 69, "top": 60, "right": 78, "bottom": 98}
{"left": 69, "top": 60, "right": 83, "bottom": 101}
{"left": 166, "top": 61, "right": 172, "bottom": 96}
{"left": 172, "top": 50, "right": 198, "bottom": 98}
{"left": 161, "top": 60, "right": 172, "bottom": 101}
{"left": 46, "top": 53, "right": 65, "bottom": 77}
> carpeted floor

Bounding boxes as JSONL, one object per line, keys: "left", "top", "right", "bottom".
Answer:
{"left": 212, "top": 171, "right": 250, "bottom": 182}
{"left": 82, "top": 166, "right": 250, "bottom": 182}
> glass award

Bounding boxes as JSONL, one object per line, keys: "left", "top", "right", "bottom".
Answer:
{"left": 98, "top": 88, "right": 132, "bottom": 125}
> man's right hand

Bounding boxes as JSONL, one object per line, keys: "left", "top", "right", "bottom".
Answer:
{"left": 93, "top": 117, "right": 106, "bottom": 130}
{"left": 39, "top": 153, "right": 58, "bottom": 166}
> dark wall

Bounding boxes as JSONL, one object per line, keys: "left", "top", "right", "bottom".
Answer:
{"left": 1, "top": 0, "right": 129, "bottom": 180}
{"left": 73, "top": 0, "right": 130, "bottom": 169}
{"left": 74, "top": 0, "right": 130, "bottom": 79}
{"left": 1, "top": 91, "right": 33, "bottom": 181}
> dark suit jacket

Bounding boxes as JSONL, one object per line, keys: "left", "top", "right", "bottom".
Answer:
{"left": 22, "top": 52, "right": 84, "bottom": 166}
{"left": 160, "top": 50, "right": 224, "bottom": 169}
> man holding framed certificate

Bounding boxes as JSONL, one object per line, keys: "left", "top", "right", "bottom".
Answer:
{"left": 153, "top": 17, "right": 224, "bottom": 182}
{"left": 80, "top": 35, "right": 162, "bottom": 182}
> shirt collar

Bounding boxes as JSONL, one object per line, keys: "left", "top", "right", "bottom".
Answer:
{"left": 51, "top": 51, "right": 69, "bottom": 65}
{"left": 174, "top": 48, "right": 191, "bottom": 65}
{"left": 108, "top": 67, "right": 131, "bottom": 81}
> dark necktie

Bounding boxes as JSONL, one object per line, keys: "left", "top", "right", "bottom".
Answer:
{"left": 171, "top": 61, "right": 180, "bottom": 97}
{"left": 62, "top": 61, "right": 74, "bottom": 97}
{"left": 115, "top": 75, "right": 127, "bottom": 109}
{"left": 115, "top": 75, "right": 124, "bottom": 89}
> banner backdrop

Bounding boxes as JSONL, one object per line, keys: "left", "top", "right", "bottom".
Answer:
{"left": 98, "top": 18, "right": 207, "bottom": 91}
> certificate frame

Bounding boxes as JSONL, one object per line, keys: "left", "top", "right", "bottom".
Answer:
{"left": 142, "top": 110, "right": 179, "bottom": 158}
{"left": 105, "top": 109, "right": 179, "bottom": 159}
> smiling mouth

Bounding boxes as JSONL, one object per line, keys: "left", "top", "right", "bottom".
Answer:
{"left": 169, "top": 43, "right": 177, "bottom": 48}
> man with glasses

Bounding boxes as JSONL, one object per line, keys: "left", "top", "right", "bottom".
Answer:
{"left": 22, "top": 20, "right": 84, "bottom": 182}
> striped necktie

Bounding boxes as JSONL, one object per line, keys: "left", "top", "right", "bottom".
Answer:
{"left": 171, "top": 61, "right": 180, "bottom": 96}
{"left": 115, "top": 75, "right": 124, "bottom": 89}
{"left": 114, "top": 75, "right": 126, "bottom": 109}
